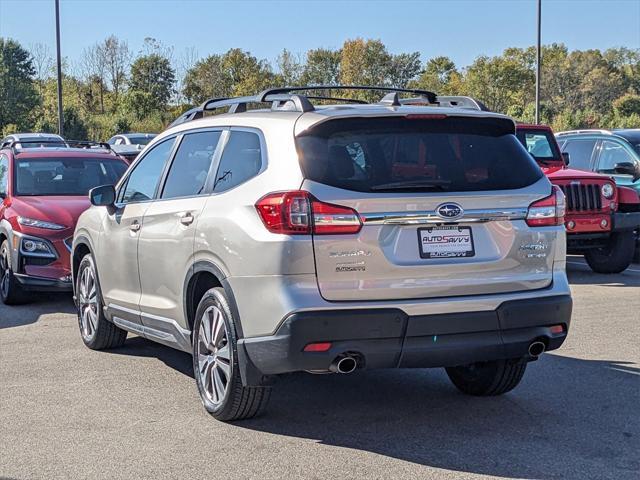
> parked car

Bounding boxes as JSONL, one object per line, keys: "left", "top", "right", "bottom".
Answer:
{"left": 0, "top": 141, "right": 128, "bottom": 304}
{"left": 107, "top": 133, "right": 157, "bottom": 163}
{"left": 1, "top": 132, "right": 66, "bottom": 149}
{"left": 72, "top": 86, "right": 572, "bottom": 421}
{"left": 517, "top": 124, "right": 640, "bottom": 273}
{"left": 555, "top": 129, "right": 640, "bottom": 262}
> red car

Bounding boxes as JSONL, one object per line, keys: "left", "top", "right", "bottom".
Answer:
{"left": 516, "top": 124, "right": 640, "bottom": 273}
{"left": 0, "top": 142, "right": 128, "bottom": 304}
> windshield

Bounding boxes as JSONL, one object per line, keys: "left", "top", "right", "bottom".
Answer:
{"left": 515, "top": 129, "right": 562, "bottom": 163}
{"left": 127, "top": 135, "right": 155, "bottom": 145}
{"left": 15, "top": 157, "right": 127, "bottom": 196}
{"left": 297, "top": 116, "right": 542, "bottom": 193}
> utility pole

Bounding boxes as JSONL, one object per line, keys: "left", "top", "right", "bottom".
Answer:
{"left": 55, "top": 0, "right": 64, "bottom": 136}
{"left": 535, "top": 0, "right": 541, "bottom": 124}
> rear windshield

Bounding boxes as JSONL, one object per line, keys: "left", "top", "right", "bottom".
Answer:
{"left": 15, "top": 157, "right": 127, "bottom": 196}
{"left": 127, "top": 135, "right": 155, "bottom": 145}
{"left": 296, "top": 116, "right": 543, "bottom": 193}
{"left": 515, "top": 129, "right": 562, "bottom": 163}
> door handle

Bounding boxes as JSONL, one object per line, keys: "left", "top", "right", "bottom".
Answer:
{"left": 180, "top": 213, "right": 194, "bottom": 226}
{"left": 130, "top": 221, "right": 141, "bottom": 232}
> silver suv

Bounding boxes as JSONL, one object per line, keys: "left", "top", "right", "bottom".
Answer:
{"left": 72, "top": 86, "right": 572, "bottom": 421}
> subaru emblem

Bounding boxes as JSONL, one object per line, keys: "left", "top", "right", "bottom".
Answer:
{"left": 436, "top": 203, "right": 463, "bottom": 219}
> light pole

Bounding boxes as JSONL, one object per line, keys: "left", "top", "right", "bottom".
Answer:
{"left": 55, "top": 0, "right": 63, "bottom": 136}
{"left": 535, "top": 0, "right": 541, "bottom": 124}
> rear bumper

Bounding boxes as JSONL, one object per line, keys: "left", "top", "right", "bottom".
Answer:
{"left": 239, "top": 295, "right": 572, "bottom": 378}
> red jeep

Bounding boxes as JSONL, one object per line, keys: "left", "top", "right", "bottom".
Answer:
{"left": 516, "top": 124, "right": 640, "bottom": 273}
{"left": 0, "top": 141, "right": 128, "bottom": 304}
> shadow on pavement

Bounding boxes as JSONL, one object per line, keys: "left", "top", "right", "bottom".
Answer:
{"left": 0, "top": 293, "right": 75, "bottom": 329}
{"left": 107, "top": 334, "right": 640, "bottom": 479}
{"left": 105, "top": 335, "right": 194, "bottom": 378}
{"left": 566, "top": 261, "right": 640, "bottom": 287}
{"left": 237, "top": 354, "right": 639, "bottom": 479}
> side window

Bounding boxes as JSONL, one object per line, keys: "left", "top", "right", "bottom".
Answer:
{"left": 213, "top": 131, "right": 263, "bottom": 193}
{"left": 561, "top": 139, "right": 596, "bottom": 171}
{"left": 0, "top": 155, "right": 8, "bottom": 196}
{"left": 598, "top": 140, "right": 636, "bottom": 173}
{"left": 119, "top": 138, "right": 175, "bottom": 203}
{"left": 161, "top": 131, "right": 221, "bottom": 199}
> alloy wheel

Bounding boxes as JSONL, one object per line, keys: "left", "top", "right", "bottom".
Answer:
{"left": 78, "top": 264, "right": 98, "bottom": 341}
{"left": 196, "top": 305, "right": 231, "bottom": 406}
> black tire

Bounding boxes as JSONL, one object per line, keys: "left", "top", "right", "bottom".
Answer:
{"left": 76, "top": 254, "right": 127, "bottom": 350}
{"left": 446, "top": 358, "right": 527, "bottom": 396}
{"left": 192, "top": 287, "right": 270, "bottom": 421}
{"left": 584, "top": 230, "right": 635, "bottom": 274}
{"left": 0, "top": 240, "right": 26, "bottom": 305}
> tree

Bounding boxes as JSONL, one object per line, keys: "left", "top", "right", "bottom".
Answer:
{"left": 0, "top": 38, "right": 38, "bottom": 131}
{"left": 129, "top": 53, "right": 176, "bottom": 111}
{"left": 276, "top": 49, "right": 302, "bottom": 86}
{"left": 100, "top": 35, "right": 131, "bottom": 110}
{"left": 463, "top": 54, "right": 534, "bottom": 113}
{"left": 80, "top": 42, "right": 108, "bottom": 113}
{"left": 182, "top": 49, "right": 274, "bottom": 103}
{"left": 340, "top": 38, "right": 392, "bottom": 100}
{"left": 389, "top": 52, "right": 422, "bottom": 88}
{"left": 412, "top": 56, "right": 461, "bottom": 94}
{"left": 300, "top": 48, "right": 341, "bottom": 85}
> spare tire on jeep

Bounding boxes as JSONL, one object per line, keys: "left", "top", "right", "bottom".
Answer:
{"left": 584, "top": 230, "right": 636, "bottom": 274}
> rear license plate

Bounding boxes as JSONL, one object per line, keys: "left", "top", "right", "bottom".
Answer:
{"left": 418, "top": 226, "right": 475, "bottom": 259}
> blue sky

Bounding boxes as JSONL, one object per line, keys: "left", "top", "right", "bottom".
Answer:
{"left": 1, "top": 0, "right": 638, "bottom": 69}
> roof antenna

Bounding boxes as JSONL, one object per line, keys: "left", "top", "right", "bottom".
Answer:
{"left": 380, "top": 92, "right": 401, "bottom": 106}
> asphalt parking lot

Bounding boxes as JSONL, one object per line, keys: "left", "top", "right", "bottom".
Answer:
{"left": 1, "top": 258, "right": 639, "bottom": 480}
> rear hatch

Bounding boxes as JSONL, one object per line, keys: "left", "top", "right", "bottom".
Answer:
{"left": 296, "top": 114, "right": 561, "bottom": 301}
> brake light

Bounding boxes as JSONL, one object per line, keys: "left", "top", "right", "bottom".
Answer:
{"left": 255, "top": 191, "right": 362, "bottom": 235}
{"left": 526, "top": 185, "right": 566, "bottom": 227}
{"left": 405, "top": 114, "right": 447, "bottom": 120}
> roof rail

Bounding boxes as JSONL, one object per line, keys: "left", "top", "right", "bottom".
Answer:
{"left": 2, "top": 139, "right": 68, "bottom": 155}
{"left": 168, "top": 85, "right": 439, "bottom": 128}
{"left": 556, "top": 129, "right": 612, "bottom": 136}
{"left": 66, "top": 140, "right": 113, "bottom": 151}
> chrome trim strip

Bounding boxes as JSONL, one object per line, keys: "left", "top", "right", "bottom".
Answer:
{"left": 361, "top": 208, "right": 528, "bottom": 225}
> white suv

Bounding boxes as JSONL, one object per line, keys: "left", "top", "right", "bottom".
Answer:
{"left": 72, "top": 86, "right": 572, "bottom": 421}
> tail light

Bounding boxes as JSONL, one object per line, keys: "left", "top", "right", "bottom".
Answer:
{"left": 255, "top": 191, "right": 362, "bottom": 235}
{"left": 526, "top": 186, "right": 566, "bottom": 227}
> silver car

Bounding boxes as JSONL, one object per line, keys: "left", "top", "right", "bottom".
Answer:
{"left": 72, "top": 87, "right": 572, "bottom": 421}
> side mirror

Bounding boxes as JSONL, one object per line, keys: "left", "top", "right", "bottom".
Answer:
{"left": 89, "top": 184, "right": 116, "bottom": 207}
{"left": 614, "top": 162, "right": 640, "bottom": 181}
{"left": 562, "top": 152, "right": 570, "bottom": 165}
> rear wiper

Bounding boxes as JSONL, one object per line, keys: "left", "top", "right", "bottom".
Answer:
{"left": 370, "top": 179, "right": 451, "bottom": 191}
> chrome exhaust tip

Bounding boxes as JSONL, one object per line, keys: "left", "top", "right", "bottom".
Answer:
{"left": 528, "top": 341, "right": 546, "bottom": 357}
{"left": 329, "top": 355, "right": 358, "bottom": 374}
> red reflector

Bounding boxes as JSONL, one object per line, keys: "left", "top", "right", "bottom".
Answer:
{"left": 550, "top": 325, "right": 564, "bottom": 334}
{"left": 405, "top": 114, "right": 447, "bottom": 120}
{"left": 303, "top": 342, "right": 332, "bottom": 352}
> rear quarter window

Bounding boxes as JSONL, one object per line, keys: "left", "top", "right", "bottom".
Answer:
{"left": 296, "top": 116, "right": 543, "bottom": 193}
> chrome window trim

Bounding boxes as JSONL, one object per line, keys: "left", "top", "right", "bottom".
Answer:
{"left": 361, "top": 208, "right": 528, "bottom": 225}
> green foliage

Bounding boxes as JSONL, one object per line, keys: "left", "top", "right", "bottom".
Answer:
{"left": 613, "top": 94, "right": 640, "bottom": 117}
{"left": 129, "top": 53, "right": 175, "bottom": 109}
{"left": 1, "top": 36, "right": 638, "bottom": 141}
{"left": 0, "top": 38, "right": 38, "bottom": 130}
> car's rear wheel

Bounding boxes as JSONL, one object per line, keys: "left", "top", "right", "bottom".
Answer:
{"left": 76, "top": 254, "right": 127, "bottom": 349}
{"left": 0, "top": 240, "right": 26, "bottom": 305}
{"left": 446, "top": 358, "right": 527, "bottom": 396}
{"left": 585, "top": 230, "right": 635, "bottom": 274}
{"left": 193, "top": 288, "right": 270, "bottom": 421}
